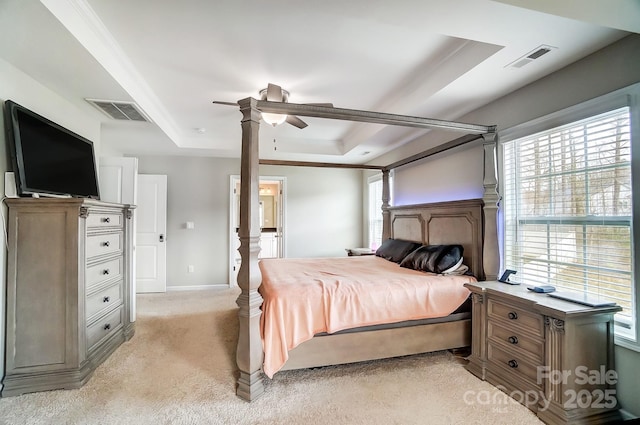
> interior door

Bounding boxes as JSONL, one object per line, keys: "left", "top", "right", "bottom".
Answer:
{"left": 229, "top": 176, "right": 286, "bottom": 286}
{"left": 98, "top": 156, "right": 139, "bottom": 319}
{"left": 98, "top": 157, "right": 138, "bottom": 205}
{"left": 136, "top": 174, "right": 167, "bottom": 293}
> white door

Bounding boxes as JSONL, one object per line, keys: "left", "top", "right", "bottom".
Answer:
{"left": 136, "top": 174, "right": 167, "bottom": 293}
{"left": 99, "top": 157, "right": 139, "bottom": 320}
{"left": 98, "top": 157, "right": 138, "bottom": 205}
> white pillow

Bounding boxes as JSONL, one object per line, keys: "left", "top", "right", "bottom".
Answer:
{"left": 440, "top": 257, "right": 464, "bottom": 275}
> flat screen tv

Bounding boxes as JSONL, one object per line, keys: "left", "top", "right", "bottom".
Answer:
{"left": 4, "top": 100, "right": 100, "bottom": 199}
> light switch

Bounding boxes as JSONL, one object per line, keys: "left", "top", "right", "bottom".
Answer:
{"left": 186, "top": 221, "right": 195, "bottom": 229}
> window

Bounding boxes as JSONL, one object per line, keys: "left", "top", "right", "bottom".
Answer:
{"left": 500, "top": 83, "right": 640, "bottom": 349}
{"left": 368, "top": 176, "right": 383, "bottom": 250}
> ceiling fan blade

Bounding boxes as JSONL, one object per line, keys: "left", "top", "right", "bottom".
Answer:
{"left": 286, "top": 115, "right": 308, "bottom": 129}
{"left": 212, "top": 101, "right": 238, "bottom": 106}
{"left": 266, "top": 83, "right": 283, "bottom": 101}
{"left": 304, "top": 103, "right": 334, "bottom": 108}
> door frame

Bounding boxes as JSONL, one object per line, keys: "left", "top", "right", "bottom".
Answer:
{"left": 229, "top": 175, "right": 287, "bottom": 287}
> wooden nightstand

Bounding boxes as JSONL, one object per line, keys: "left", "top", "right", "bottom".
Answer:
{"left": 345, "top": 248, "right": 375, "bottom": 256}
{"left": 465, "top": 281, "right": 621, "bottom": 425}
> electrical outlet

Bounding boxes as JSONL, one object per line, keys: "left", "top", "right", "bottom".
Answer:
{"left": 188, "top": 265, "right": 195, "bottom": 273}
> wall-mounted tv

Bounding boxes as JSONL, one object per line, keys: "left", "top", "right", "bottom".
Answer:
{"left": 4, "top": 100, "right": 100, "bottom": 199}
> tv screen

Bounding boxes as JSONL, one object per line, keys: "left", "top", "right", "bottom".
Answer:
{"left": 4, "top": 100, "right": 100, "bottom": 199}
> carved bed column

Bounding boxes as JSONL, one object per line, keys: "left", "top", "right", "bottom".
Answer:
{"left": 381, "top": 168, "right": 391, "bottom": 241}
{"left": 482, "top": 133, "right": 500, "bottom": 281}
{"left": 236, "top": 97, "right": 264, "bottom": 401}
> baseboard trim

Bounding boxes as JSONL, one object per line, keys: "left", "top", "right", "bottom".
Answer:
{"left": 620, "top": 409, "right": 638, "bottom": 420}
{"left": 166, "top": 284, "right": 229, "bottom": 292}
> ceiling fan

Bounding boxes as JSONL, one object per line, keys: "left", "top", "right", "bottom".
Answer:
{"left": 213, "top": 83, "right": 332, "bottom": 129}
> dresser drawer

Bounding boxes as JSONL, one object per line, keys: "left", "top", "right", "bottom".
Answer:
{"left": 488, "top": 321, "right": 544, "bottom": 363}
{"left": 488, "top": 341, "right": 542, "bottom": 387}
{"left": 86, "top": 232, "right": 122, "bottom": 259}
{"left": 86, "top": 212, "right": 123, "bottom": 229}
{"left": 488, "top": 299, "right": 544, "bottom": 337}
{"left": 86, "top": 282, "right": 122, "bottom": 321}
{"left": 86, "top": 256, "right": 123, "bottom": 289}
{"left": 87, "top": 306, "right": 123, "bottom": 351}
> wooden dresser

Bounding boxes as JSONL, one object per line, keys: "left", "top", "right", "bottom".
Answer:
{"left": 2, "top": 198, "right": 135, "bottom": 397}
{"left": 465, "top": 281, "right": 621, "bottom": 425}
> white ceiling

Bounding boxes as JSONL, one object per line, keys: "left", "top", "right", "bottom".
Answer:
{"left": 1, "top": 0, "right": 637, "bottom": 164}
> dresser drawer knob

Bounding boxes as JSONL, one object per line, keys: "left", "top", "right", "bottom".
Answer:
{"left": 508, "top": 336, "right": 519, "bottom": 344}
{"left": 508, "top": 359, "right": 518, "bottom": 368}
{"left": 508, "top": 311, "right": 518, "bottom": 320}
{"left": 102, "top": 217, "right": 111, "bottom": 223}
{"left": 102, "top": 269, "right": 110, "bottom": 275}
{"left": 104, "top": 323, "right": 111, "bottom": 331}
{"left": 103, "top": 296, "right": 110, "bottom": 303}
{"left": 102, "top": 241, "right": 110, "bottom": 247}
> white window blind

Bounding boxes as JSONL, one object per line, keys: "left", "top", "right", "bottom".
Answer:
{"left": 368, "top": 178, "right": 383, "bottom": 250}
{"left": 503, "top": 107, "right": 634, "bottom": 335}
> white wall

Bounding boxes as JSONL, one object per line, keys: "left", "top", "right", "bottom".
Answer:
{"left": 135, "top": 156, "right": 363, "bottom": 289}
{"left": 0, "top": 57, "right": 103, "bottom": 393}
{"left": 260, "top": 165, "right": 363, "bottom": 258}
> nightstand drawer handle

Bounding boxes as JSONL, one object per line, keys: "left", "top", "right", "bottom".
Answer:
{"left": 102, "top": 241, "right": 110, "bottom": 247}
{"left": 508, "top": 311, "right": 518, "bottom": 320}
{"left": 508, "top": 359, "right": 518, "bottom": 368}
{"left": 104, "top": 323, "right": 111, "bottom": 331}
{"left": 102, "top": 217, "right": 111, "bottom": 223}
{"left": 102, "top": 269, "right": 110, "bottom": 275}
{"left": 508, "top": 336, "right": 518, "bottom": 344}
{"left": 103, "top": 296, "right": 110, "bottom": 303}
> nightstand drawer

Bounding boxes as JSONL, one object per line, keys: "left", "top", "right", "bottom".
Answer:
{"left": 488, "top": 342, "right": 541, "bottom": 387}
{"left": 488, "top": 321, "right": 544, "bottom": 363}
{"left": 465, "top": 281, "right": 621, "bottom": 424}
{"left": 87, "top": 306, "right": 123, "bottom": 351}
{"left": 488, "top": 299, "right": 544, "bottom": 337}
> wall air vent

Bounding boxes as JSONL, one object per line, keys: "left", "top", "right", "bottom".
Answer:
{"left": 85, "top": 98, "right": 152, "bottom": 122}
{"left": 506, "top": 45, "right": 556, "bottom": 69}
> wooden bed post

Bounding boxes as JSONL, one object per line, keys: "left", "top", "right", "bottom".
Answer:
{"left": 236, "top": 97, "right": 265, "bottom": 401}
{"left": 381, "top": 169, "right": 391, "bottom": 241}
{"left": 482, "top": 133, "right": 500, "bottom": 281}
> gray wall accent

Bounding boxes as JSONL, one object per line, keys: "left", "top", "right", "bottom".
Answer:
{"left": 136, "top": 156, "right": 240, "bottom": 288}
{"left": 135, "top": 157, "right": 363, "bottom": 288}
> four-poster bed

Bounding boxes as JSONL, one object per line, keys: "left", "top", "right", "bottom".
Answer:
{"left": 235, "top": 97, "right": 499, "bottom": 401}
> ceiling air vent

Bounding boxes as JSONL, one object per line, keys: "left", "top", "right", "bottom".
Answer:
{"left": 506, "top": 45, "right": 556, "bottom": 69}
{"left": 85, "top": 99, "right": 152, "bottom": 122}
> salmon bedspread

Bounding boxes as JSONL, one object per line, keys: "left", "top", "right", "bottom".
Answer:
{"left": 258, "top": 255, "right": 475, "bottom": 378}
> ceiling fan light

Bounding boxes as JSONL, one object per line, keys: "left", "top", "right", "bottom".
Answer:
{"left": 261, "top": 112, "right": 287, "bottom": 126}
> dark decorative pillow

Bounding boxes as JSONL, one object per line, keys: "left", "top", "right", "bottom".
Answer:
{"left": 399, "top": 244, "right": 464, "bottom": 274}
{"left": 375, "top": 238, "right": 422, "bottom": 263}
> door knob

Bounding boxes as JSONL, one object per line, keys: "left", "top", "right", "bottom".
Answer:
{"left": 159, "top": 234, "right": 165, "bottom": 242}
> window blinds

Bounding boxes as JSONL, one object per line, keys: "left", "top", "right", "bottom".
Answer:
{"left": 368, "top": 178, "right": 383, "bottom": 250}
{"left": 503, "top": 107, "right": 634, "bottom": 328}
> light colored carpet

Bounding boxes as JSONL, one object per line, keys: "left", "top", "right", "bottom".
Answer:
{"left": 0, "top": 289, "right": 543, "bottom": 425}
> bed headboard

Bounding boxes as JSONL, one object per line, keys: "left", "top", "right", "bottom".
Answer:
{"left": 387, "top": 199, "right": 485, "bottom": 280}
